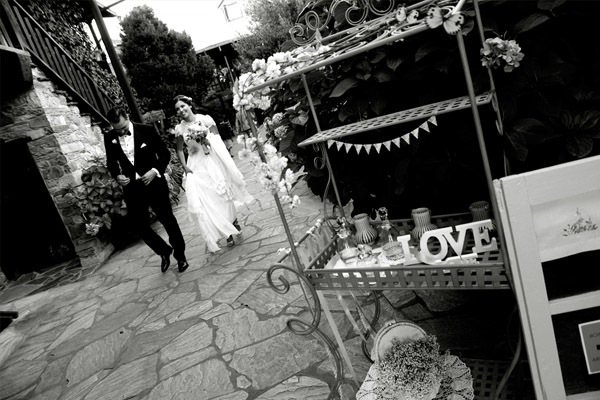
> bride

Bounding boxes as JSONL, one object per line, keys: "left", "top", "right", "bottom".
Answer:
{"left": 173, "top": 95, "right": 254, "bottom": 253}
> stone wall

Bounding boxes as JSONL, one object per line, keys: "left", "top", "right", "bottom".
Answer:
{"left": 0, "top": 65, "right": 114, "bottom": 269}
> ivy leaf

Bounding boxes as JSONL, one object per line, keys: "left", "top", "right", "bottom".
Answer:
{"left": 513, "top": 13, "right": 550, "bottom": 34}
{"left": 565, "top": 136, "right": 593, "bottom": 158}
{"left": 369, "top": 96, "right": 387, "bottom": 115}
{"left": 415, "top": 41, "right": 442, "bottom": 63}
{"left": 329, "top": 77, "right": 359, "bottom": 97}
{"left": 372, "top": 70, "right": 395, "bottom": 83}
{"left": 386, "top": 54, "right": 404, "bottom": 71}
{"left": 291, "top": 114, "right": 309, "bottom": 126}
{"left": 332, "top": 1, "right": 351, "bottom": 27}
{"left": 369, "top": 50, "right": 386, "bottom": 64}
{"left": 537, "top": 0, "right": 567, "bottom": 11}
{"left": 505, "top": 118, "right": 548, "bottom": 161}
{"left": 278, "top": 134, "right": 294, "bottom": 153}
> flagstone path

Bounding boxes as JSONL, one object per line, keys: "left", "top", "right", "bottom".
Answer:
{"left": 0, "top": 140, "right": 524, "bottom": 400}
{"left": 0, "top": 140, "right": 377, "bottom": 400}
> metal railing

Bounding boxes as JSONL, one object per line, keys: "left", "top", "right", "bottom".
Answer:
{"left": 1, "top": 0, "right": 115, "bottom": 125}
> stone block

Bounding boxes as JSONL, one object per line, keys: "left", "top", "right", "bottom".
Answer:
{"left": 61, "top": 142, "right": 85, "bottom": 154}
{"left": 30, "top": 115, "right": 49, "bottom": 129}
{"left": 25, "top": 129, "right": 46, "bottom": 141}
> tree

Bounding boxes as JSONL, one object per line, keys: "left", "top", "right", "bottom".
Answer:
{"left": 119, "top": 6, "right": 215, "bottom": 112}
{"left": 233, "top": 0, "right": 307, "bottom": 71}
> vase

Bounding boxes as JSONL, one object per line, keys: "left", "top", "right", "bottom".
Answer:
{"left": 469, "top": 200, "right": 497, "bottom": 235}
{"left": 410, "top": 207, "right": 438, "bottom": 242}
{"left": 353, "top": 213, "right": 378, "bottom": 245}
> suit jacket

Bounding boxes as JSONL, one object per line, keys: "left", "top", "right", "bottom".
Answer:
{"left": 104, "top": 122, "right": 170, "bottom": 182}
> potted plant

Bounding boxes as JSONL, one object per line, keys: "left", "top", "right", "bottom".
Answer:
{"left": 372, "top": 321, "right": 448, "bottom": 400}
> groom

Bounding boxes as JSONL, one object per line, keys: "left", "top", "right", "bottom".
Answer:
{"left": 104, "top": 107, "right": 189, "bottom": 273}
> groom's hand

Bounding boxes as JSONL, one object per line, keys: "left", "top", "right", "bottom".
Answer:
{"left": 141, "top": 169, "right": 157, "bottom": 185}
{"left": 116, "top": 174, "right": 130, "bottom": 186}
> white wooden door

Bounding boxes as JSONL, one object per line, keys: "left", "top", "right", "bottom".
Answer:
{"left": 494, "top": 155, "right": 600, "bottom": 400}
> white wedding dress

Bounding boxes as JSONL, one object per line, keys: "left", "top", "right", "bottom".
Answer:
{"left": 175, "top": 114, "right": 254, "bottom": 252}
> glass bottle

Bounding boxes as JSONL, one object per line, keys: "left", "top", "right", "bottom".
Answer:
{"left": 336, "top": 217, "right": 359, "bottom": 266}
{"left": 377, "top": 207, "right": 404, "bottom": 262}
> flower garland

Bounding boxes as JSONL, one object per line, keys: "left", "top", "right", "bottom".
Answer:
{"left": 232, "top": 45, "right": 331, "bottom": 111}
{"left": 237, "top": 136, "right": 306, "bottom": 209}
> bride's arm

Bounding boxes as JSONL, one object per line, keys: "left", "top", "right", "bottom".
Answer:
{"left": 176, "top": 135, "right": 193, "bottom": 174}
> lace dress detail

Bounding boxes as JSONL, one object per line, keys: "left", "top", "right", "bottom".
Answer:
{"left": 175, "top": 114, "right": 253, "bottom": 252}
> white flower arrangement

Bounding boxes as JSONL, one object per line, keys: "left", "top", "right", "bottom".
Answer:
{"left": 377, "top": 335, "right": 448, "bottom": 400}
{"left": 186, "top": 123, "right": 211, "bottom": 154}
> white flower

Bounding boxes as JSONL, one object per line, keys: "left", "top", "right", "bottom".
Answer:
{"left": 85, "top": 222, "right": 101, "bottom": 236}
{"left": 274, "top": 125, "right": 288, "bottom": 138}
{"left": 263, "top": 143, "right": 278, "bottom": 156}
{"left": 268, "top": 156, "right": 288, "bottom": 172}
{"left": 291, "top": 195, "right": 301, "bottom": 208}
{"left": 272, "top": 112, "right": 284, "bottom": 125}
{"left": 238, "top": 148, "right": 252, "bottom": 160}
{"left": 252, "top": 59, "right": 266, "bottom": 72}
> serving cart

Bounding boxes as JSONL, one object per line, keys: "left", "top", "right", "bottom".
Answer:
{"left": 240, "top": 0, "right": 521, "bottom": 398}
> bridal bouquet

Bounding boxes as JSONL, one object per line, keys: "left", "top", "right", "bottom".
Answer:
{"left": 187, "top": 124, "right": 211, "bottom": 155}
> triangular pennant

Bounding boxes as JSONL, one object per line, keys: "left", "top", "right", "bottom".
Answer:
{"left": 430, "top": 115, "right": 437, "bottom": 126}
{"left": 364, "top": 144, "right": 372, "bottom": 154}
{"left": 327, "top": 140, "right": 334, "bottom": 148}
{"left": 420, "top": 120, "right": 430, "bottom": 133}
{"left": 412, "top": 130, "right": 419, "bottom": 139}
{"left": 344, "top": 143, "right": 353, "bottom": 153}
{"left": 383, "top": 141, "right": 392, "bottom": 151}
{"left": 374, "top": 143, "right": 382, "bottom": 153}
{"left": 392, "top": 138, "right": 401, "bottom": 148}
{"left": 335, "top": 141, "right": 344, "bottom": 151}
{"left": 355, "top": 144, "right": 363, "bottom": 154}
{"left": 402, "top": 133, "right": 411, "bottom": 144}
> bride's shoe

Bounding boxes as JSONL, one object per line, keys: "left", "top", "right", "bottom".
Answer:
{"left": 226, "top": 235, "right": 235, "bottom": 247}
{"left": 233, "top": 219, "right": 242, "bottom": 237}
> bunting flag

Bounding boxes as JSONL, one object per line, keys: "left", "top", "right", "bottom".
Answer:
{"left": 327, "top": 116, "right": 435, "bottom": 154}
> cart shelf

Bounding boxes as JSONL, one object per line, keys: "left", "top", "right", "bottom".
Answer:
{"left": 298, "top": 91, "right": 494, "bottom": 147}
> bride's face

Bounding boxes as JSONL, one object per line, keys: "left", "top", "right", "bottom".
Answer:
{"left": 175, "top": 100, "right": 192, "bottom": 120}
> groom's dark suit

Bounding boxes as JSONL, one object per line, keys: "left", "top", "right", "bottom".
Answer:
{"left": 104, "top": 122, "right": 186, "bottom": 263}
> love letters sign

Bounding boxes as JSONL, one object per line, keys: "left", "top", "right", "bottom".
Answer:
{"left": 396, "top": 220, "right": 497, "bottom": 265}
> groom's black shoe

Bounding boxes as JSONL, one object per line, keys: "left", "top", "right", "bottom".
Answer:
{"left": 178, "top": 260, "right": 189, "bottom": 273}
{"left": 161, "top": 248, "right": 173, "bottom": 273}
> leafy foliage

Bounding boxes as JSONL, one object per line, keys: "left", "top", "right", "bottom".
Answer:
{"left": 20, "top": 0, "right": 125, "bottom": 107}
{"left": 233, "top": 0, "right": 307, "bottom": 71}
{"left": 243, "top": 0, "right": 600, "bottom": 218}
{"left": 63, "top": 159, "right": 127, "bottom": 238}
{"left": 119, "top": 5, "right": 216, "bottom": 112}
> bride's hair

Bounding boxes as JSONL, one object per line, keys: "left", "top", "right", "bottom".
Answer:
{"left": 173, "top": 95, "right": 193, "bottom": 108}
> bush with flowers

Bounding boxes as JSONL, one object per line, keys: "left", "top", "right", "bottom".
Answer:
{"left": 56, "top": 159, "right": 129, "bottom": 244}
{"left": 232, "top": 1, "right": 600, "bottom": 218}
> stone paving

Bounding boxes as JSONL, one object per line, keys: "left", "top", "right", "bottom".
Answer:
{"left": 0, "top": 140, "right": 524, "bottom": 400}
{"left": 0, "top": 140, "right": 374, "bottom": 400}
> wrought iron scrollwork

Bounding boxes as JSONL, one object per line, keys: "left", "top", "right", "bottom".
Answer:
{"left": 290, "top": 0, "right": 401, "bottom": 45}
{"left": 267, "top": 263, "right": 345, "bottom": 399}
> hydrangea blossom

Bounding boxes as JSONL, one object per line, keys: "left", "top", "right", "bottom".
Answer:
{"left": 481, "top": 37, "right": 524, "bottom": 72}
